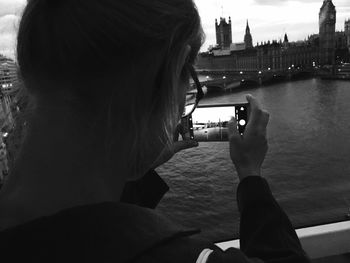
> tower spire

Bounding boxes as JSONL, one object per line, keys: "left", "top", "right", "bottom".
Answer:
{"left": 246, "top": 19, "right": 250, "bottom": 34}
{"left": 244, "top": 19, "right": 253, "bottom": 49}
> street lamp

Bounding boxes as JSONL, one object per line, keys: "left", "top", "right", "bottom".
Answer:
{"left": 240, "top": 71, "right": 243, "bottom": 75}
{"left": 258, "top": 71, "right": 262, "bottom": 74}
{"left": 223, "top": 76, "right": 226, "bottom": 79}
{"left": 288, "top": 67, "right": 291, "bottom": 70}
{"left": 268, "top": 67, "right": 271, "bottom": 71}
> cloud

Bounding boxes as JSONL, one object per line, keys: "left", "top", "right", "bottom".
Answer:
{"left": 0, "top": 14, "right": 21, "bottom": 59}
{"left": 0, "top": 14, "right": 20, "bottom": 34}
{"left": 0, "top": 0, "right": 25, "bottom": 59}
{"left": 253, "top": 0, "right": 287, "bottom": 6}
{"left": 253, "top": 0, "right": 332, "bottom": 6}
{"left": 0, "top": 34, "right": 16, "bottom": 59}
{"left": 0, "top": 0, "right": 25, "bottom": 17}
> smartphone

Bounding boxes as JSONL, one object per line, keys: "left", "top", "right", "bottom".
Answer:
{"left": 180, "top": 103, "right": 249, "bottom": 142}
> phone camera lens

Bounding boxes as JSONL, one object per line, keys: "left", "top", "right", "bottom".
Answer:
{"left": 239, "top": 119, "right": 246, "bottom": 126}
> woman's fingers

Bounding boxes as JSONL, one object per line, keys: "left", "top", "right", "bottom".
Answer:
{"left": 246, "top": 95, "right": 263, "bottom": 127}
{"left": 261, "top": 110, "right": 270, "bottom": 129}
{"left": 228, "top": 117, "right": 241, "bottom": 142}
{"left": 245, "top": 95, "right": 269, "bottom": 136}
{"left": 229, "top": 95, "right": 270, "bottom": 180}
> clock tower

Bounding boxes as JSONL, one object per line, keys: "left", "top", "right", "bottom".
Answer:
{"left": 345, "top": 19, "right": 350, "bottom": 54}
{"left": 319, "top": 0, "right": 336, "bottom": 65}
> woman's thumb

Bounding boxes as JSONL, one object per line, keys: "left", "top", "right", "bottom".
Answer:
{"left": 228, "top": 117, "right": 240, "bottom": 140}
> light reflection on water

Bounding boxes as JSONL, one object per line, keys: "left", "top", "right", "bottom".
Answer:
{"left": 157, "top": 79, "right": 350, "bottom": 242}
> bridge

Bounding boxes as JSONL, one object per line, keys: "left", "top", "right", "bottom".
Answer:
{"left": 196, "top": 68, "right": 315, "bottom": 92}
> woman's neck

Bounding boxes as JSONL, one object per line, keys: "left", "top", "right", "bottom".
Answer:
{"left": 0, "top": 105, "right": 127, "bottom": 229}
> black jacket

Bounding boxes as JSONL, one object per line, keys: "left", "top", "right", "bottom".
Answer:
{"left": 0, "top": 171, "right": 310, "bottom": 263}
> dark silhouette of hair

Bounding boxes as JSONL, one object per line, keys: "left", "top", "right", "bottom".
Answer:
{"left": 16, "top": 0, "right": 204, "bottom": 177}
{"left": 18, "top": 0, "right": 203, "bottom": 95}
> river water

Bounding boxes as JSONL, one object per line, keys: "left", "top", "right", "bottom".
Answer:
{"left": 156, "top": 78, "right": 350, "bottom": 242}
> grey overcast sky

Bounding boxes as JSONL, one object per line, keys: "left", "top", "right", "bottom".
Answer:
{"left": 194, "top": 0, "right": 350, "bottom": 51}
{"left": 0, "top": 0, "right": 349, "bottom": 58}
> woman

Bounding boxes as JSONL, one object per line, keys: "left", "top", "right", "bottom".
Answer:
{"left": 0, "top": 0, "right": 310, "bottom": 262}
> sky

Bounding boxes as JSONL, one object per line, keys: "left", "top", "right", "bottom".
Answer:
{"left": 192, "top": 106, "right": 235, "bottom": 123}
{"left": 0, "top": 0, "right": 349, "bottom": 59}
{"left": 0, "top": 0, "right": 24, "bottom": 59}
{"left": 194, "top": 0, "right": 350, "bottom": 51}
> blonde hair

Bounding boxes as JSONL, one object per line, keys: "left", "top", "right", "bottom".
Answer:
{"left": 16, "top": 0, "right": 204, "bottom": 178}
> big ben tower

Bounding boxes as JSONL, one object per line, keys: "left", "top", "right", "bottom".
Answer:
{"left": 319, "top": 0, "right": 336, "bottom": 65}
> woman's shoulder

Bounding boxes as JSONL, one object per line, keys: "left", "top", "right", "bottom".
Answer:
{"left": 0, "top": 202, "right": 200, "bottom": 262}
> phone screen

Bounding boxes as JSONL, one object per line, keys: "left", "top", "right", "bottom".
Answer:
{"left": 180, "top": 103, "right": 248, "bottom": 142}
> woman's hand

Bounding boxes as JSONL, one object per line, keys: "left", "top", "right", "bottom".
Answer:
{"left": 150, "top": 124, "right": 198, "bottom": 170}
{"left": 228, "top": 95, "right": 269, "bottom": 181}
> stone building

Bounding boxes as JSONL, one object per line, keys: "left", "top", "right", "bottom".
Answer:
{"left": 197, "top": 39, "right": 320, "bottom": 72}
{"left": 335, "top": 31, "right": 349, "bottom": 63}
{"left": 319, "top": 0, "right": 336, "bottom": 65}
{"left": 197, "top": 27, "right": 321, "bottom": 73}
{"left": 244, "top": 20, "right": 253, "bottom": 49}
{"left": 215, "top": 17, "right": 232, "bottom": 49}
{"left": 256, "top": 39, "right": 319, "bottom": 71}
{"left": 196, "top": 1, "right": 350, "bottom": 73}
{"left": 0, "top": 55, "right": 20, "bottom": 130}
{"left": 345, "top": 19, "right": 350, "bottom": 53}
{"left": 335, "top": 31, "right": 347, "bottom": 49}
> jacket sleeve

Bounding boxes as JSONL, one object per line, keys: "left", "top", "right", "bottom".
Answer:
{"left": 235, "top": 176, "right": 310, "bottom": 262}
{"left": 136, "top": 176, "right": 310, "bottom": 263}
{"left": 120, "top": 169, "right": 169, "bottom": 209}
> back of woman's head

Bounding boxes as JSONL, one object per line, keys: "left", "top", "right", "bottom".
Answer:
{"left": 17, "top": 0, "right": 204, "bottom": 177}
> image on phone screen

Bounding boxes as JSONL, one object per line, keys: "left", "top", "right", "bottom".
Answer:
{"left": 185, "top": 104, "right": 248, "bottom": 142}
